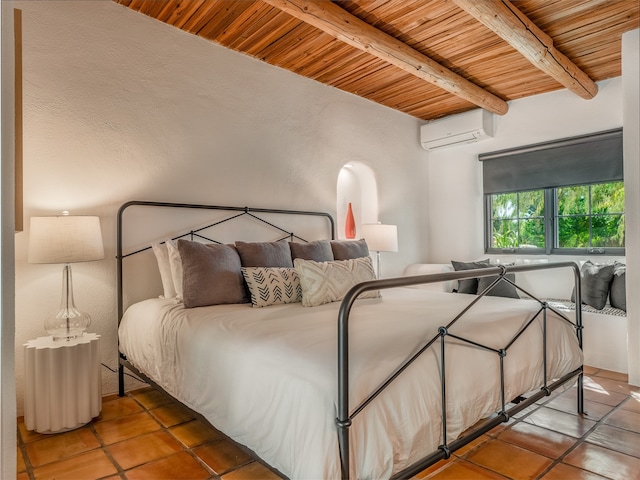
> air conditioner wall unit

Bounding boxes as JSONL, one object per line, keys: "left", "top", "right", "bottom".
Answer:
{"left": 420, "top": 109, "right": 496, "bottom": 151}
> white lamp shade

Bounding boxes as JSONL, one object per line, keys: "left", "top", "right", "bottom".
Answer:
{"left": 28, "top": 216, "right": 105, "bottom": 264}
{"left": 361, "top": 224, "right": 398, "bottom": 252}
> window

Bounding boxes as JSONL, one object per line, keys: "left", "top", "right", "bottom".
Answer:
{"left": 480, "top": 129, "right": 624, "bottom": 255}
{"left": 557, "top": 182, "right": 625, "bottom": 250}
{"left": 487, "top": 182, "right": 625, "bottom": 254}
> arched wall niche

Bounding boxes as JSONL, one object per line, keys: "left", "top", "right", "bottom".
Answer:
{"left": 336, "top": 162, "right": 378, "bottom": 240}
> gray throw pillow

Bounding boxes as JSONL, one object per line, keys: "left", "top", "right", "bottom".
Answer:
{"left": 330, "top": 239, "right": 370, "bottom": 260}
{"left": 572, "top": 261, "right": 615, "bottom": 310}
{"left": 451, "top": 259, "right": 490, "bottom": 294}
{"left": 609, "top": 262, "right": 626, "bottom": 311}
{"left": 477, "top": 273, "right": 519, "bottom": 299}
{"left": 178, "top": 240, "right": 249, "bottom": 308}
{"left": 289, "top": 240, "right": 334, "bottom": 262}
{"left": 235, "top": 241, "right": 294, "bottom": 268}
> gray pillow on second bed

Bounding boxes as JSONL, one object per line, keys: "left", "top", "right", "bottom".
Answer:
{"left": 450, "top": 259, "right": 490, "bottom": 294}
{"left": 571, "top": 260, "right": 615, "bottom": 310}
{"left": 477, "top": 273, "right": 519, "bottom": 299}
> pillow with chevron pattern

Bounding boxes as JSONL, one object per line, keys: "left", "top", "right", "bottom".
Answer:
{"left": 241, "top": 267, "right": 302, "bottom": 308}
{"left": 294, "top": 257, "right": 380, "bottom": 307}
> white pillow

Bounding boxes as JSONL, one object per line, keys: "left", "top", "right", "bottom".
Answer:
{"left": 166, "top": 239, "right": 183, "bottom": 300}
{"left": 151, "top": 242, "right": 176, "bottom": 299}
{"left": 294, "top": 257, "right": 380, "bottom": 307}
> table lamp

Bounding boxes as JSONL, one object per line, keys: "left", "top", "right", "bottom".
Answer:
{"left": 361, "top": 223, "right": 398, "bottom": 278}
{"left": 28, "top": 213, "right": 104, "bottom": 340}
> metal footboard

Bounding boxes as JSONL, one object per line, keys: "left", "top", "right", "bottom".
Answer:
{"left": 336, "top": 262, "right": 584, "bottom": 480}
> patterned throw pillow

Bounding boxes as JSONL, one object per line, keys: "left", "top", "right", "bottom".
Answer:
{"left": 294, "top": 257, "right": 380, "bottom": 307}
{"left": 241, "top": 267, "right": 302, "bottom": 307}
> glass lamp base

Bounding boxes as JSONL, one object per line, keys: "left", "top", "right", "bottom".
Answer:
{"left": 46, "top": 264, "right": 91, "bottom": 341}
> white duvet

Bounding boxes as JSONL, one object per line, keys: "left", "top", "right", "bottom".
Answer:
{"left": 118, "top": 288, "right": 582, "bottom": 479}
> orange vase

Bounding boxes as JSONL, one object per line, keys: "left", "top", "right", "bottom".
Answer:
{"left": 345, "top": 202, "right": 356, "bottom": 239}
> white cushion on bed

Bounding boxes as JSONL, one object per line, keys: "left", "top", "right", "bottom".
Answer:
{"left": 294, "top": 257, "right": 379, "bottom": 307}
{"left": 166, "top": 239, "right": 183, "bottom": 300}
{"left": 242, "top": 267, "right": 302, "bottom": 307}
{"left": 151, "top": 242, "right": 177, "bottom": 299}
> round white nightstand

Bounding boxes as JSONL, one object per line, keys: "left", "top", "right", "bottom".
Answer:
{"left": 23, "top": 333, "right": 102, "bottom": 433}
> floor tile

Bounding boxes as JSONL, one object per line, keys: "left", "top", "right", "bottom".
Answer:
{"left": 17, "top": 472, "right": 29, "bottom": 480}
{"left": 424, "top": 459, "right": 507, "bottom": 479}
{"left": 582, "top": 366, "right": 599, "bottom": 376}
{"left": 498, "top": 422, "right": 576, "bottom": 458}
{"left": 604, "top": 407, "right": 640, "bottom": 433}
{"left": 17, "top": 418, "right": 47, "bottom": 444}
{"left": 193, "top": 438, "right": 253, "bottom": 474}
{"left": 466, "top": 439, "right": 552, "bottom": 479}
{"left": 588, "top": 376, "right": 638, "bottom": 397}
{"left": 621, "top": 395, "right": 640, "bottom": 413}
{"left": 150, "top": 402, "right": 195, "bottom": 427}
{"left": 585, "top": 424, "right": 640, "bottom": 458}
{"left": 93, "top": 411, "right": 161, "bottom": 445}
{"left": 170, "top": 419, "right": 224, "bottom": 448}
{"left": 221, "top": 461, "right": 284, "bottom": 480}
{"left": 580, "top": 379, "right": 629, "bottom": 407}
{"left": 106, "top": 430, "right": 183, "bottom": 470}
{"left": 412, "top": 458, "right": 454, "bottom": 479}
{"left": 25, "top": 427, "right": 100, "bottom": 467}
{"left": 544, "top": 388, "right": 615, "bottom": 421}
{"left": 17, "top": 446, "right": 26, "bottom": 472}
{"left": 97, "top": 395, "right": 143, "bottom": 422}
{"left": 540, "top": 462, "right": 608, "bottom": 479}
{"left": 593, "top": 369, "right": 629, "bottom": 382}
{"left": 453, "top": 433, "right": 491, "bottom": 457}
{"left": 524, "top": 406, "right": 597, "bottom": 438}
{"left": 124, "top": 451, "right": 211, "bottom": 480}
{"left": 564, "top": 442, "right": 640, "bottom": 480}
{"left": 32, "top": 448, "right": 118, "bottom": 480}
{"left": 130, "top": 387, "right": 174, "bottom": 410}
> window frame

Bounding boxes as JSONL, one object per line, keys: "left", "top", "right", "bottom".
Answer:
{"left": 485, "top": 183, "right": 625, "bottom": 256}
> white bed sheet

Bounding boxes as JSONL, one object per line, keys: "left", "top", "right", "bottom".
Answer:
{"left": 118, "top": 288, "right": 582, "bottom": 479}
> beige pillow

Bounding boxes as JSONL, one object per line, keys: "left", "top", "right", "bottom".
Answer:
{"left": 294, "top": 257, "right": 380, "bottom": 307}
{"left": 166, "top": 239, "right": 183, "bottom": 300}
{"left": 241, "top": 267, "right": 302, "bottom": 307}
{"left": 151, "top": 242, "right": 176, "bottom": 299}
{"left": 178, "top": 240, "right": 249, "bottom": 308}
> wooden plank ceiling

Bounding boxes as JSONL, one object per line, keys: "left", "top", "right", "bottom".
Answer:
{"left": 113, "top": 0, "right": 639, "bottom": 121}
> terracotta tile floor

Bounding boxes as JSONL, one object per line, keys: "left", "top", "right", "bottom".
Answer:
{"left": 17, "top": 366, "right": 640, "bottom": 480}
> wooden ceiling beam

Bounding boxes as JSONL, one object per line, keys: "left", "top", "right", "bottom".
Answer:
{"left": 452, "top": 0, "right": 598, "bottom": 99}
{"left": 261, "top": 0, "right": 509, "bottom": 115}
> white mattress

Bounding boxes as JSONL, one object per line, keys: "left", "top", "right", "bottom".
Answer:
{"left": 118, "top": 288, "right": 582, "bottom": 479}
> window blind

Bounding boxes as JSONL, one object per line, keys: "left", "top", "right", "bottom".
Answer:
{"left": 480, "top": 128, "right": 623, "bottom": 194}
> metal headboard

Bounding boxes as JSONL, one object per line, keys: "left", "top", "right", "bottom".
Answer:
{"left": 116, "top": 200, "right": 335, "bottom": 322}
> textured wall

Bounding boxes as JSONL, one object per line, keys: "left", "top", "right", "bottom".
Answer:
{"left": 12, "top": 0, "right": 427, "bottom": 413}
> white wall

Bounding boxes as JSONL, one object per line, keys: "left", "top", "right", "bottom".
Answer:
{"left": 426, "top": 53, "right": 639, "bottom": 380}
{"left": 11, "top": 0, "right": 427, "bottom": 415}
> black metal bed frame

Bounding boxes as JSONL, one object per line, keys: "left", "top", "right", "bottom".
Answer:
{"left": 337, "top": 263, "right": 584, "bottom": 479}
{"left": 116, "top": 201, "right": 584, "bottom": 480}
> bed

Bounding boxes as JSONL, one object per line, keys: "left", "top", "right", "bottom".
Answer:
{"left": 116, "top": 201, "right": 584, "bottom": 480}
